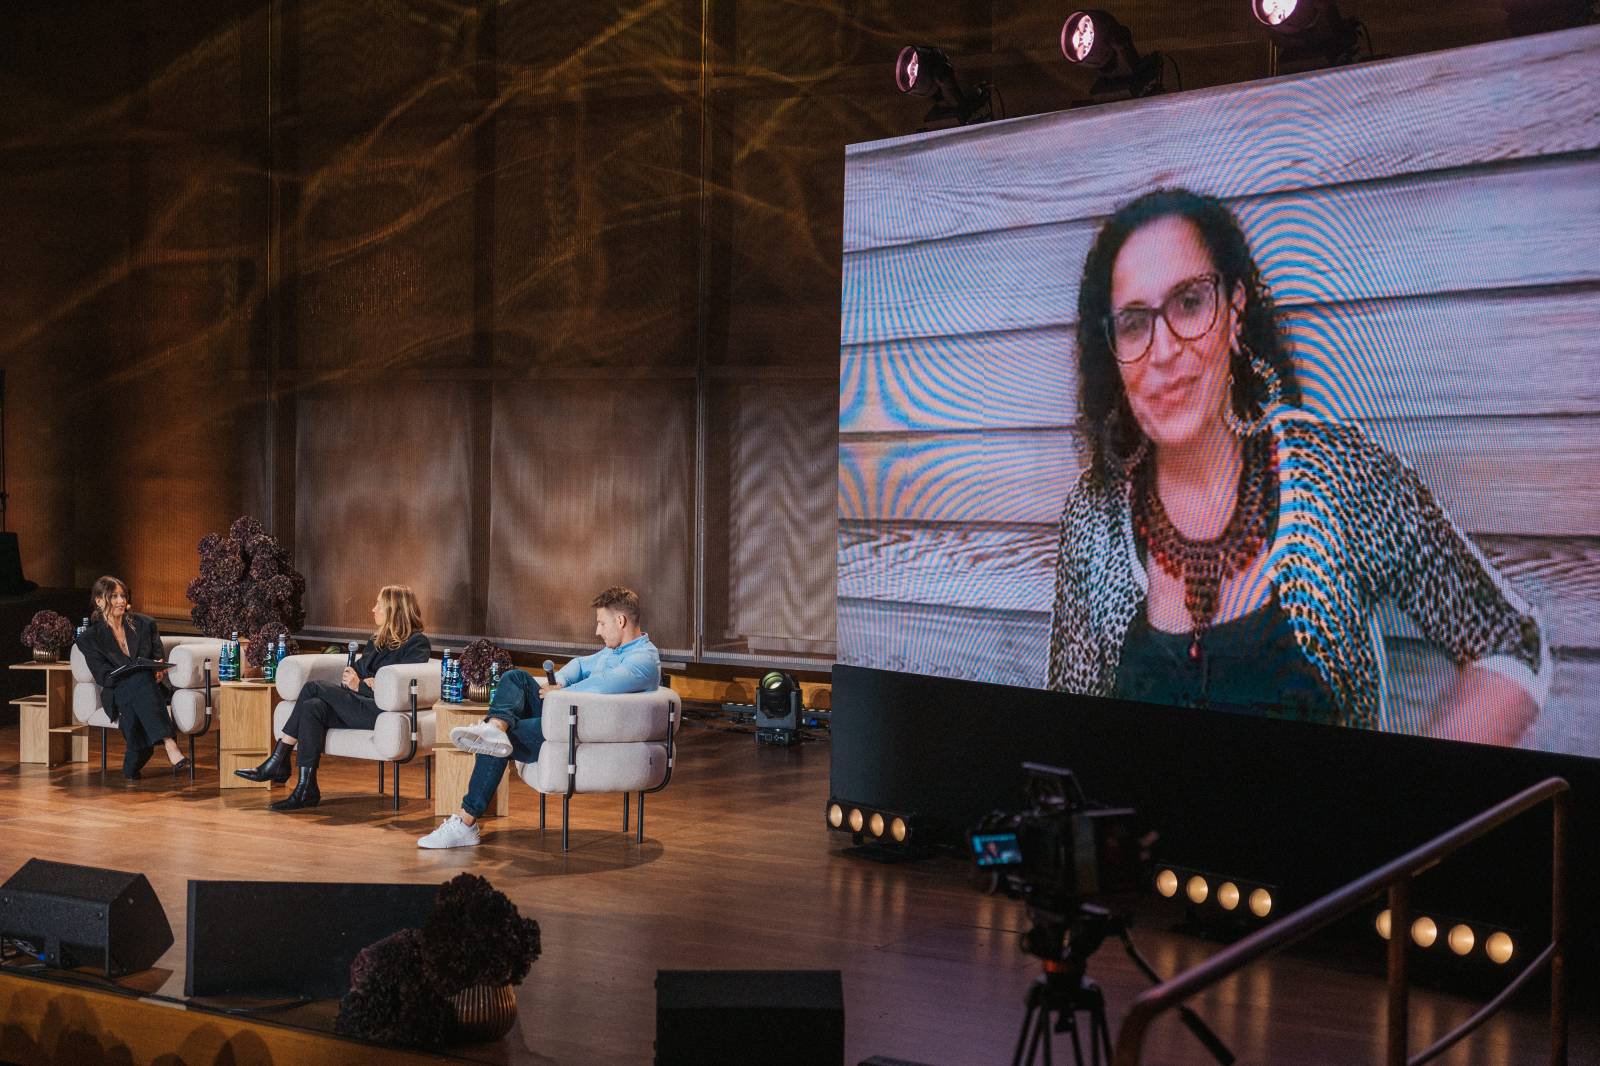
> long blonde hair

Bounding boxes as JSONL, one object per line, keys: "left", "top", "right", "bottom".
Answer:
{"left": 373, "top": 585, "right": 424, "bottom": 649}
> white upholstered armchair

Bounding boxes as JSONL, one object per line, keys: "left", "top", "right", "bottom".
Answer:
{"left": 514, "top": 686, "right": 680, "bottom": 850}
{"left": 271, "top": 653, "right": 442, "bottom": 809}
{"left": 70, "top": 637, "right": 224, "bottom": 781}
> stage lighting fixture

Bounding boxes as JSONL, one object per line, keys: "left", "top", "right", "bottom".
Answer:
{"left": 1251, "top": 0, "right": 1361, "bottom": 68}
{"left": 1217, "top": 881, "right": 1241, "bottom": 911}
{"left": 849, "top": 807, "right": 865, "bottom": 833}
{"left": 1410, "top": 916, "right": 1438, "bottom": 948}
{"left": 868, "top": 811, "right": 886, "bottom": 837}
{"left": 827, "top": 801, "right": 845, "bottom": 829}
{"left": 1248, "top": 888, "right": 1273, "bottom": 918}
{"left": 1376, "top": 908, "right": 1392, "bottom": 940}
{"left": 1060, "top": 10, "right": 1166, "bottom": 100}
{"left": 1155, "top": 868, "right": 1179, "bottom": 898}
{"left": 1485, "top": 931, "right": 1514, "bottom": 964}
{"left": 894, "top": 45, "right": 994, "bottom": 128}
{"left": 1447, "top": 924, "right": 1476, "bottom": 956}
{"left": 1185, "top": 875, "right": 1210, "bottom": 904}
{"left": 755, "top": 670, "right": 801, "bottom": 746}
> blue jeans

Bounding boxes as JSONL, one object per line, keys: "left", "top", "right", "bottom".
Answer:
{"left": 460, "top": 669, "right": 545, "bottom": 819}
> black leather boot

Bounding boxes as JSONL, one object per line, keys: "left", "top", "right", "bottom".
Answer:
{"left": 270, "top": 766, "right": 321, "bottom": 811}
{"left": 235, "top": 741, "right": 293, "bottom": 784}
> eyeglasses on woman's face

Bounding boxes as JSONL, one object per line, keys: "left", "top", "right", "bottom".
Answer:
{"left": 1104, "top": 272, "right": 1223, "bottom": 364}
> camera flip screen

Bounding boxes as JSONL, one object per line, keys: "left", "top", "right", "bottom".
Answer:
{"left": 971, "top": 832, "right": 1024, "bottom": 868}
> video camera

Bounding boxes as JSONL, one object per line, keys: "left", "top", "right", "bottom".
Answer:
{"left": 969, "top": 763, "right": 1141, "bottom": 907}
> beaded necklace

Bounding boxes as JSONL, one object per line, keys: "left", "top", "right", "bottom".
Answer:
{"left": 1132, "top": 432, "right": 1273, "bottom": 661}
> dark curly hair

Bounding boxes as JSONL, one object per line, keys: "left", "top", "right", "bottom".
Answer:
{"left": 1075, "top": 187, "right": 1300, "bottom": 481}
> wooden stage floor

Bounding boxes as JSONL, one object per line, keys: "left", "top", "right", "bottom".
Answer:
{"left": 0, "top": 718, "right": 1592, "bottom": 1066}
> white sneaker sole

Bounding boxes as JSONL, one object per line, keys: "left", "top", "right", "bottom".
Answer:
{"left": 418, "top": 831, "right": 480, "bottom": 850}
{"left": 450, "top": 726, "right": 512, "bottom": 758}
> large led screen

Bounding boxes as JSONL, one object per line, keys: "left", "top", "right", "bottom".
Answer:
{"left": 838, "top": 27, "right": 1600, "bottom": 756}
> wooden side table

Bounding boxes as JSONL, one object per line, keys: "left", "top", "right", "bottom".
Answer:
{"left": 432, "top": 700, "right": 509, "bottom": 819}
{"left": 9, "top": 661, "right": 86, "bottom": 767}
{"left": 217, "top": 680, "right": 278, "bottom": 788}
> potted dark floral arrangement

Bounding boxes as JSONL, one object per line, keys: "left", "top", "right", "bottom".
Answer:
{"left": 186, "top": 516, "right": 306, "bottom": 676}
{"left": 336, "top": 873, "right": 541, "bottom": 1048}
{"left": 458, "top": 639, "right": 512, "bottom": 703}
{"left": 21, "top": 611, "right": 74, "bottom": 662}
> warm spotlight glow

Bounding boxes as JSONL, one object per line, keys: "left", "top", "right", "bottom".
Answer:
{"left": 1448, "top": 924, "right": 1476, "bottom": 956}
{"left": 848, "top": 807, "right": 864, "bottom": 832}
{"left": 1186, "top": 875, "right": 1209, "bottom": 904}
{"left": 1063, "top": 12, "right": 1096, "bottom": 63}
{"left": 827, "top": 802, "right": 844, "bottom": 828}
{"left": 1485, "top": 932, "right": 1514, "bottom": 964}
{"left": 1155, "top": 869, "right": 1179, "bottom": 897}
{"left": 1411, "top": 916, "right": 1438, "bottom": 948}
{"left": 1376, "top": 909, "right": 1392, "bottom": 940}
{"left": 869, "top": 812, "right": 886, "bottom": 837}
{"left": 1249, "top": 888, "right": 1273, "bottom": 918}
{"left": 890, "top": 816, "right": 908, "bottom": 842}
{"left": 1218, "top": 882, "right": 1240, "bottom": 911}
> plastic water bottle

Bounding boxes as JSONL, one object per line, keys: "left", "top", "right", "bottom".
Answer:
{"left": 275, "top": 635, "right": 288, "bottom": 674}
{"left": 263, "top": 641, "right": 277, "bottom": 683}
{"left": 77, "top": 616, "right": 90, "bottom": 637}
{"left": 489, "top": 662, "right": 501, "bottom": 705}
{"left": 440, "top": 650, "right": 453, "bottom": 703}
{"left": 222, "top": 632, "right": 237, "bottom": 681}
{"left": 448, "top": 657, "right": 463, "bottom": 703}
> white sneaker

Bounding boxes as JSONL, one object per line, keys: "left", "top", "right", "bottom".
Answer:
{"left": 450, "top": 720, "right": 512, "bottom": 758}
{"left": 418, "top": 815, "right": 481, "bottom": 849}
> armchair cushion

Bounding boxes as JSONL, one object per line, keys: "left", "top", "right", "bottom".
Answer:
{"left": 373, "top": 661, "right": 441, "bottom": 712}
{"left": 539, "top": 688, "right": 678, "bottom": 744}
{"left": 275, "top": 653, "right": 347, "bottom": 701}
{"left": 165, "top": 639, "right": 226, "bottom": 689}
{"left": 517, "top": 742, "right": 668, "bottom": 794}
{"left": 272, "top": 702, "right": 436, "bottom": 760}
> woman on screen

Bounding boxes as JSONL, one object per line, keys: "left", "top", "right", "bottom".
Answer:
{"left": 75, "top": 575, "right": 190, "bottom": 778}
{"left": 235, "top": 584, "right": 431, "bottom": 810}
{"left": 1046, "top": 188, "right": 1547, "bottom": 744}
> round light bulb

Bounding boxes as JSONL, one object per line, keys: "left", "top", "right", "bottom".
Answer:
{"left": 1155, "top": 869, "right": 1179, "bottom": 898}
{"left": 1411, "top": 916, "right": 1438, "bottom": 948}
{"left": 1218, "top": 882, "right": 1241, "bottom": 911}
{"left": 1375, "top": 909, "right": 1392, "bottom": 940}
{"left": 1485, "top": 932, "right": 1514, "bottom": 964}
{"left": 869, "top": 812, "right": 886, "bottom": 837}
{"left": 1249, "top": 888, "right": 1273, "bottom": 918}
{"left": 890, "top": 817, "right": 908, "bottom": 842}
{"left": 827, "top": 803, "right": 844, "bottom": 829}
{"left": 848, "top": 808, "right": 864, "bottom": 832}
{"left": 1448, "top": 924, "right": 1475, "bottom": 956}
{"left": 1186, "top": 875, "right": 1209, "bottom": 904}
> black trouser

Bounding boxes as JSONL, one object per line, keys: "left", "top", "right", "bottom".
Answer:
{"left": 111, "top": 674, "right": 173, "bottom": 751}
{"left": 281, "top": 680, "right": 380, "bottom": 767}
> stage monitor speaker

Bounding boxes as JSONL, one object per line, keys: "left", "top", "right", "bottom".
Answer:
{"left": 655, "top": 969, "right": 844, "bottom": 1066}
{"left": 0, "top": 532, "right": 26, "bottom": 596}
{"left": 185, "top": 880, "right": 437, "bottom": 998}
{"left": 0, "top": 858, "right": 173, "bottom": 976}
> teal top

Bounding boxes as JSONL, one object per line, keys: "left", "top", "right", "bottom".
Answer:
{"left": 556, "top": 634, "right": 660, "bottom": 694}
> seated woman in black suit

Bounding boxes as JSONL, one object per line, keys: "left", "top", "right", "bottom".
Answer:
{"left": 236, "top": 584, "right": 431, "bottom": 811}
{"left": 74, "top": 575, "right": 190, "bottom": 779}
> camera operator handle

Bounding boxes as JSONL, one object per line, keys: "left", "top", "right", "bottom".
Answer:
{"left": 1119, "top": 929, "right": 1235, "bottom": 1066}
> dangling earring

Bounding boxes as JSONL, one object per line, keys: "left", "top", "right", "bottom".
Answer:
{"left": 1223, "top": 339, "right": 1282, "bottom": 438}
{"left": 1102, "top": 403, "right": 1149, "bottom": 479}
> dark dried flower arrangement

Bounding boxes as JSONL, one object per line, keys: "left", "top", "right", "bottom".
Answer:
{"left": 185, "top": 516, "right": 306, "bottom": 641}
{"left": 21, "top": 610, "right": 73, "bottom": 654}
{"left": 245, "top": 626, "right": 299, "bottom": 669}
{"left": 458, "top": 638, "right": 512, "bottom": 687}
{"left": 335, "top": 874, "right": 541, "bottom": 1048}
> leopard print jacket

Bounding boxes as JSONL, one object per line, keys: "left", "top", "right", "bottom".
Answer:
{"left": 1046, "top": 408, "right": 1548, "bottom": 730}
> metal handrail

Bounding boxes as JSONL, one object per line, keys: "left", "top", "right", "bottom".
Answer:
{"left": 1112, "top": 776, "right": 1569, "bottom": 1066}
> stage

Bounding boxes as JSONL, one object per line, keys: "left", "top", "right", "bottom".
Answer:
{"left": 0, "top": 719, "right": 1593, "bottom": 1066}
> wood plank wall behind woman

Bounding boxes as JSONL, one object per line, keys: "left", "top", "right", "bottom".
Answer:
{"left": 838, "top": 27, "right": 1600, "bottom": 754}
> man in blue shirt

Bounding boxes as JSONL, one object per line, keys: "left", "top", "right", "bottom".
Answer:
{"left": 418, "top": 586, "right": 660, "bottom": 849}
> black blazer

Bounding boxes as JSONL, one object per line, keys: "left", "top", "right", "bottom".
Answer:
{"left": 75, "top": 613, "right": 171, "bottom": 723}
{"left": 350, "top": 632, "right": 432, "bottom": 699}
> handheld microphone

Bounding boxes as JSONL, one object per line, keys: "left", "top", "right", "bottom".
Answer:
{"left": 543, "top": 659, "right": 558, "bottom": 686}
{"left": 347, "top": 640, "right": 359, "bottom": 667}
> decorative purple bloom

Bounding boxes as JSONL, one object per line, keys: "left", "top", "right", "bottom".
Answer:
{"left": 187, "top": 515, "right": 307, "bottom": 639}
{"left": 458, "top": 639, "right": 513, "bottom": 687}
{"left": 21, "top": 611, "right": 73, "bottom": 653}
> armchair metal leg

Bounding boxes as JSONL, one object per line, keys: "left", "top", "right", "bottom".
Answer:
{"left": 188, "top": 736, "right": 197, "bottom": 783}
{"left": 392, "top": 762, "right": 401, "bottom": 812}
{"left": 378, "top": 762, "right": 385, "bottom": 794}
{"left": 562, "top": 794, "right": 570, "bottom": 852}
{"left": 622, "top": 793, "right": 630, "bottom": 832}
{"left": 637, "top": 791, "right": 646, "bottom": 844}
{"left": 538, "top": 793, "right": 546, "bottom": 829}
{"left": 100, "top": 729, "right": 108, "bottom": 775}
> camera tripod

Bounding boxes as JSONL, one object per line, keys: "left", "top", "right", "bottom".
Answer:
{"left": 1011, "top": 903, "right": 1234, "bottom": 1066}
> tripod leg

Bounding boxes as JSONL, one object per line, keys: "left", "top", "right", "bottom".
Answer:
{"left": 1012, "top": 998, "right": 1041, "bottom": 1066}
{"left": 1066, "top": 1013, "right": 1084, "bottom": 1066}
